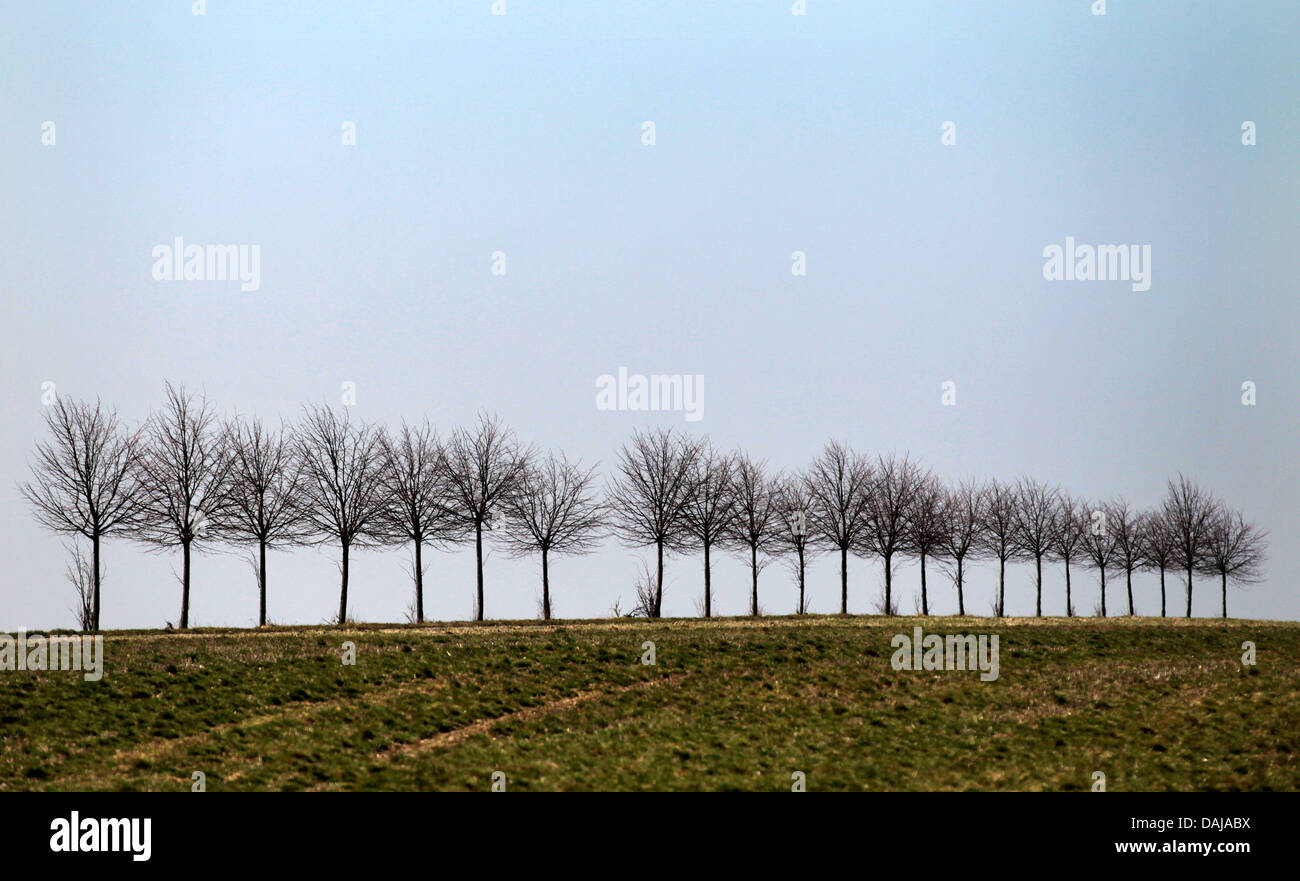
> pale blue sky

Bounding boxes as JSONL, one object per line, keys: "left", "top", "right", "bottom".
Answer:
{"left": 2, "top": 1, "right": 1297, "bottom": 628}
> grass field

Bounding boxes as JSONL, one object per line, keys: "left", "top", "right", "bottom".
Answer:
{"left": 2, "top": 615, "right": 1296, "bottom": 791}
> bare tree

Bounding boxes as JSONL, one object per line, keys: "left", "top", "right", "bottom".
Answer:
{"left": 1162, "top": 475, "right": 1219, "bottom": 617}
{"left": 903, "top": 471, "right": 947, "bottom": 616}
{"left": 606, "top": 427, "right": 700, "bottom": 618}
{"left": 217, "top": 416, "right": 310, "bottom": 626}
{"left": 500, "top": 452, "right": 604, "bottom": 620}
{"left": 1012, "top": 478, "right": 1056, "bottom": 617}
{"left": 1107, "top": 499, "right": 1143, "bottom": 616}
{"left": 1081, "top": 502, "right": 1119, "bottom": 617}
{"left": 724, "top": 454, "right": 780, "bottom": 616}
{"left": 805, "top": 442, "right": 873, "bottom": 614}
{"left": 938, "top": 480, "right": 985, "bottom": 616}
{"left": 297, "top": 404, "right": 389, "bottom": 625}
{"left": 977, "top": 479, "right": 1019, "bottom": 617}
{"left": 378, "top": 420, "right": 455, "bottom": 624}
{"left": 21, "top": 397, "right": 143, "bottom": 631}
{"left": 859, "top": 454, "right": 924, "bottom": 616}
{"left": 1199, "top": 507, "right": 1266, "bottom": 619}
{"left": 442, "top": 412, "right": 531, "bottom": 621}
{"left": 1139, "top": 508, "right": 1176, "bottom": 618}
{"left": 773, "top": 474, "right": 819, "bottom": 614}
{"left": 681, "top": 442, "right": 737, "bottom": 618}
{"left": 628, "top": 560, "right": 660, "bottom": 619}
{"left": 64, "top": 541, "right": 98, "bottom": 631}
{"left": 133, "top": 384, "right": 232, "bottom": 630}
{"left": 1050, "top": 491, "right": 1087, "bottom": 617}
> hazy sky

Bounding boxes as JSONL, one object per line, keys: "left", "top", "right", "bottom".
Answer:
{"left": 2, "top": 1, "right": 1297, "bottom": 629}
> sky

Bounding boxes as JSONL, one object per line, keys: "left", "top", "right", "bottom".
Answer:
{"left": 1, "top": 1, "right": 1297, "bottom": 629}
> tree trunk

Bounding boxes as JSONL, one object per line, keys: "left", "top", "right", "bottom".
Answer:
{"left": 1185, "top": 566, "right": 1193, "bottom": 618}
{"left": 1100, "top": 568, "right": 1107, "bottom": 618}
{"left": 1159, "top": 565, "right": 1166, "bottom": 618}
{"left": 920, "top": 551, "right": 928, "bottom": 615}
{"left": 338, "top": 540, "right": 350, "bottom": 625}
{"left": 998, "top": 556, "right": 1008, "bottom": 618}
{"left": 703, "top": 541, "right": 712, "bottom": 619}
{"left": 414, "top": 537, "right": 424, "bottom": 624}
{"left": 180, "top": 538, "right": 192, "bottom": 629}
{"left": 839, "top": 546, "right": 848, "bottom": 614}
{"left": 91, "top": 532, "right": 102, "bottom": 632}
{"left": 259, "top": 538, "right": 268, "bottom": 627}
{"left": 1126, "top": 569, "right": 1134, "bottom": 616}
{"left": 956, "top": 555, "right": 965, "bottom": 616}
{"left": 1035, "top": 555, "right": 1042, "bottom": 617}
{"left": 1221, "top": 572, "right": 1227, "bottom": 619}
{"left": 542, "top": 547, "right": 551, "bottom": 621}
{"left": 884, "top": 552, "right": 893, "bottom": 615}
{"left": 655, "top": 540, "right": 664, "bottom": 618}
{"left": 1064, "top": 558, "right": 1072, "bottom": 617}
{"left": 475, "top": 522, "right": 485, "bottom": 621}
{"left": 750, "top": 545, "right": 758, "bottom": 616}
{"left": 797, "top": 545, "right": 806, "bottom": 614}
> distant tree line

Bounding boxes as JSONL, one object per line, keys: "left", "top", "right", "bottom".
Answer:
{"left": 21, "top": 385, "right": 1267, "bottom": 632}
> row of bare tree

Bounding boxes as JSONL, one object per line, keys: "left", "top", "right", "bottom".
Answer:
{"left": 22, "top": 386, "right": 1266, "bottom": 631}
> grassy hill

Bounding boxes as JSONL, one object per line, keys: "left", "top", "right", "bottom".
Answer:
{"left": 2, "top": 615, "right": 1296, "bottom": 791}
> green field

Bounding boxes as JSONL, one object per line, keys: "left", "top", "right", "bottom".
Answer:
{"left": 2, "top": 615, "right": 1296, "bottom": 791}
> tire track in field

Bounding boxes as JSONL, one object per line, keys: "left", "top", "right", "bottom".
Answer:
{"left": 376, "top": 673, "right": 690, "bottom": 761}
{"left": 61, "top": 671, "right": 685, "bottom": 789}
{"left": 52, "top": 674, "right": 461, "bottom": 788}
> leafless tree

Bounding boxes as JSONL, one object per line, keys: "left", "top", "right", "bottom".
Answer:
{"left": 500, "top": 451, "right": 604, "bottom": 620}
{"left": 977, "top": 479, "right": 1019, "bottom": 617}
{"left": 938, "top": 480, "right": 985, "bottom": 616}
{"left": 64, "top": 541, "right": 98, "bottom": 631}
{"left": 133, "top": 383, "right": 232, "bottom": 630}
{"left": 628, "top": 560, "right": 660, "bottom": 619}
{"left": 681, "top": 441, "right": 737, "bottom": 618}
{"left": 773, "top": 474, "right": 819, "bottom": 614}
{"left": 1107, "top": 499, "right": 1143, "bottom": 616}
{"left": 1139, "top": 508, "right": 1177, "bottom": 618}
{"left": 1050, "top": 491, "right": 1088, "bottom": 617}
{"left": 805, "top": 442, "right": 873, "bottom": 614}
{"left": 21, "top": 397, "right": 143, "bottom": 631}
{"left": 1081, "top": 502, "right": 1119, "bottom": 616}
{"left": 1162, "top": 475, "right": 1219, "bottom": 617}
{"left": 859, "top": 454, "right": 925, "bottom": 616}
{"left": 376, "top": 420, "right": 456, "bottom": 625}
{"left": 606, "top": 427, "right": 700, "bottom": 618}
{"left": 216, "top": 416, "right": 310, "bottom": 626}
{"left": 1199, "top": 507, "right": 1266, "bottom": 618}
{"left": 903, "top": 471, "right": 947, "bottom": 615}
{"left": 1012, "top": 478, "right": 1056, "bottom": 617}
{"left": 724, "top": 454, "right": 780, "bottom": 616}
{"left": 442, "top": 412, "right": 531, "bottom": 621}
{"left": 297, "top": 404, "right": 389, "bottom": 625}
